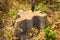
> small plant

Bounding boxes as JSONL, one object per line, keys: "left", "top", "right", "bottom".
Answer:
{"left": 8, "top": 9, "right": 18, "bottom": 25}
{"left": 44, "top": 27, "right": 56, "bottom": 40}
{"left": 0, "top": 17, "right": 6, "bottom": 24}
{"left": 34, "top": 3, "right": 44, "bottom": 11}
{"left": 32, "top": 36, "right": 38, "bottom": 40}
{"left": 9, "top": 9, "right": 18, "bottom": 17}
{"left": 34, "top": 3, "right": 50, "bottom": 14}
{"left": 4, "top": 29, "right": 12, "bottom": 40}
{"left": 31, "top": 27, "right": 39, "bottom": 36}
{"left": 28, "top": 27, "right": 39, "bottom": 40}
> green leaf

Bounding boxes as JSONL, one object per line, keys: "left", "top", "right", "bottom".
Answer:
{"left": 9, "top": 9, "right": 18, "bottom": 16}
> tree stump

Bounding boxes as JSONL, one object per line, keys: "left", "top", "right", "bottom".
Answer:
{"left": 14, "top": 10, "right": 48, "bottom": 40}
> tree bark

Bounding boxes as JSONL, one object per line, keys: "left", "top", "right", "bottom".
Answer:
{"left": 39, "top": 15, "right": 48, "bottom": 31}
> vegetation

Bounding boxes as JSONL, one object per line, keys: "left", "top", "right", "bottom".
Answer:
{"left": 4, "top": 29, "right": 12, "bottom": 40}
{"left": 44, "top": 27, "right": 56, "bottom": 40}
{"left": 29, "top": 27, "right": 39, "bottom": 40}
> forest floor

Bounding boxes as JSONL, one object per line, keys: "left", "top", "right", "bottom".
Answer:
{"left": 0, "top": 2, "right": 60, "bottom": 40}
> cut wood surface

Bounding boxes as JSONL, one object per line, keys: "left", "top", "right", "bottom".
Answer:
{"left": 16, "top": 10, "right": 46, "bottom": 22}
{"left": 15, "top": 10, "right": 47, "bottom": 29}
